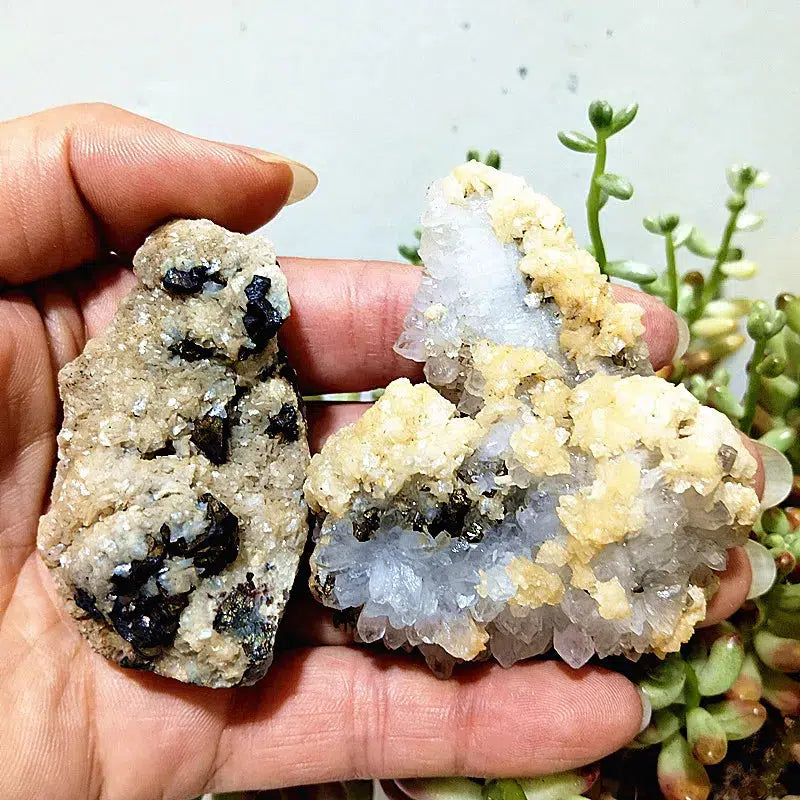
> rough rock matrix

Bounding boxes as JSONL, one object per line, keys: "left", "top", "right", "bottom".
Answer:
{"left": 305, "top": 163, "right": 760, "bottom": 677}
{"left": 38, "top": 220, "right": 310, "bottom": 687}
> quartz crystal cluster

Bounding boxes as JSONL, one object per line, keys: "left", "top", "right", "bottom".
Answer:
{"left": 305, "top": 163, "right": 760, "bottom": 676}
{"left": 39, "top": 220, "right": 310, "bottom": 687}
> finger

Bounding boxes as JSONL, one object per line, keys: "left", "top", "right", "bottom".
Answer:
{"left": 701, "top": 547, "right": 751, "bottom": 627}
{"left": 279, "top": 585, "right": 353, "bottom": 648}
{"left": 205, "top": 649, "right": 642, "bottom": 790}
{"left": 611, "top": 284, "right": 684, "bottom": 370}
{"left": 279, "top": 260, "right": 686, "bottom": 393}
{"left": 305, "top": 402, "right": 370, "bottom": 452}
{"left": 701, "top": 437, "right": 765, "bottom": 626}
{"left": 0, "top": 103, "right": 296, "bottom": 285}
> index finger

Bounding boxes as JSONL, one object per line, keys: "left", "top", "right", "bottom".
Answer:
{"left": 279, "top": 258, "right": 685, "bottom": 393}
{"left": 0, "top": 103, "right": 305, "bottom": 285}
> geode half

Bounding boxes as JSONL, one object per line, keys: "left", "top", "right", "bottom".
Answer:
{"left": 305, "top": 163, "right": 759, "bottom": 677}
{"left": 38, "top": 220, "right": 310, "bottom": 687}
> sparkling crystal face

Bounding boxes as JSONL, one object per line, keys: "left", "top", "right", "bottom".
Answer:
{"left": 305, "top": 163, "right": 759, "bottom": 677}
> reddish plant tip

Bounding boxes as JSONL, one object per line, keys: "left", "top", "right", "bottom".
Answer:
{"left": 658, "top": 735, "right": 712, "bottom": 800}
{"left": 726, "top": 673, "right": 762, "bottom": 702}
{"left": 757, "top": 633, "right": 800, "bottom": 672}
{"left": 659, "top": 771, "right": 712, "bottom": 800}
{"left": 762, "top": 669, "right": 800, "bottom": 715}
{"left": 692, "top": 734, "right": 728, "bottom": 766}
{"left": 775, "top": 550, "right": 797, "bottom": 574}
{"left": 578, "top": 763, "right": 601, "bottom": 790}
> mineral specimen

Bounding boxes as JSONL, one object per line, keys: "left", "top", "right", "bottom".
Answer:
{"left": 38, "top": 220, "right": 310, "bottom": 687}
{"left": 305, "top": 162, "right": 760, "bottom": 677}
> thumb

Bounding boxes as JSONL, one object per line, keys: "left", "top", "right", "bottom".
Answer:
{"left": 0, "top": 102, "right": 316, "bottom": 285}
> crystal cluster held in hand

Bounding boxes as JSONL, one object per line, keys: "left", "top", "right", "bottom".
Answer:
{"left": 305, "top": 163, "right": 760, "bottom": 677}
{"left": 39, "top": 220, "right": 309, "bottom": 687}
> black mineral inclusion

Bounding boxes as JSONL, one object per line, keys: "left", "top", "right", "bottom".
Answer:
{"left": 266, "top": 403, "right": 300, "bottom": 442}
{"left": 213, "top": 574, "right": 273, "bottom": 662}
{"left": 107, "top": 493, "right": 240, "bottom": 654}
{"left": 109, "top": 591, "right": 190, "bottom": 651}
{"left": 168, "top": 337, "right": 218, "bottom": 362}
{"left": 243, "top": 275, "right": 284, "bottom": 350}
{"left": 162, "top": 264, "right": 225, "bottom": 295}
{"left": 191, "top": 411, "right": 230, "bottom": 465}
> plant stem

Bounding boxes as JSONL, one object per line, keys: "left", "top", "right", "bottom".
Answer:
{"left": 740, "top": 338, "right": 767, "bottom": 434}
{"left": 586, "top": 134, "right": 608, "bottom": 273}
{"left": 700, "top": 206, "right": 742, "bottom": 309}
{"left": 665, "top": 231, "right": 678, "bottom": 312}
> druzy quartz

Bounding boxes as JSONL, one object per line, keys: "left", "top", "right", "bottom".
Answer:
{"left": 38, "top": 220, "right": 310, "bottom": 687}
{"left": 305, "top": 163, "right": 760, "bottom": 677}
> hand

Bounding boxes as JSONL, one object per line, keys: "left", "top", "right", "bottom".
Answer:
{"left": 0, "top": 104, "right": 763, "bottom": 800}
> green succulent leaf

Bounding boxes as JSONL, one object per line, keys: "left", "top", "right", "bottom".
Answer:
{"left": 785, "top": 297, "right": 800, "bottom": 335}
{"left": 640, "top": 654, "right": 687, "bottom": 710}
{"left": 605, "top": 260, "right": 658, "bottom": 284}
{"left": 761, "top": 667, "right": 800, "bottom": 715}
{"left": 753, "top": 169, "right": 770, "bottom": 187}
{"left": 398, "top": 244, "right": 422, "bottom": 265}
{"left": 633, "top": 709, "right": 682, "bottom": 748}
{"left": 757, "top": 353, "right": 787, "bottom": 378}
{"left": 735, "top": 211, "right": 765, "bottom": 231}
{"left": 672, "top": 223, "right": 693, "bottom": 248}
{"left": 518, "top": 768, "right": 597, "bottom": 799}
{"left": 726, "top": 163, "right": 759, "bottom": 192}
{"left": 758, "top": 425, "right": 797, "bottom": 452}
{"left": 482, "top": 779, "right": 527, "bottom": 800}
{"left": 485, "top": 150, "right": 502, "bottom": 169}
{"left": 722, "top": 260, "right": 758, "bottom": 280}
{"left": 754, "top": 629, "right": 800, "bottom": 672}
{"left": 557, "top": 130, "right": 597, "bottom": 153}
{"left": 705, "top": 699, "right": 767, "bottom": 741}
{"left": 588, "top": 99, "right": 614, "bottom": 131}
{"left": 689, "top": 631, "right": 745, "bottom": 696}
{"left": 722, "top": 246, "right": 744, "bottom": 263}
{"left": 686, "top": 707, "right": 728, "bottom": 765}
{"left": 747, "top": 300, "right": 786, "bottom": 339}
{"left": 685, "top": 227, "right": 719, "bottom": 258}
{"left": 643, "top": 215, "right": 662, "bottom": 235}
{"left": 610, "top": 102, "right": 639, "bottom": 134}
{"left": 657, "top": 734, "right": 711, "bottom": 800}
{"left": 594, "top": 173, "right": 633, "bottom": 200}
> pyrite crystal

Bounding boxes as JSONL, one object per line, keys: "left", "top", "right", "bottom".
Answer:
{"left": 39, "top": 220, "right": 309, "bottom": 687}
{"left": 305, "top": 163, "right": 759, "bottom": 677}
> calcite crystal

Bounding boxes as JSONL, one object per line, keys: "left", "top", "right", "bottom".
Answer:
{"left": 305, "top": 163, "right": 760, "bottom": 676}
{"left": 38, "top": 220, "right": 310, "bottom": 687}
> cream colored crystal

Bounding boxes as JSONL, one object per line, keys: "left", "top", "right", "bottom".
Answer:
{"left": 306, "top": 162, "right": 760, "bottom": 676}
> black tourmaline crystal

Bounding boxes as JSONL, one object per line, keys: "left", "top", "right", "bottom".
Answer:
{"left": 191, "top": 411, "right": 230, "bottom": 465}
{"left": 162, "top": 265, "right": 209, "bottom": 294}
{"left": 266, "top": 403, "right": 300, "bottom": 442}
{"left": 110, "top": 591, "right": 190, "bottom": 651}
{"left": 243, "top": 275, "right": 284, "bottom": 349}
{"left": 168, "top": 493, "right": 240, "bottom": 578}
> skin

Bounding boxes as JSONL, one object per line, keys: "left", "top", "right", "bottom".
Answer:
{"left": 0, "top": 104, "right": 762, "bottom": 800}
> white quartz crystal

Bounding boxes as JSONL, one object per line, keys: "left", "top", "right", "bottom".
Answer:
{"left": 305, "top": 163, "right": 759, "bottom": 677}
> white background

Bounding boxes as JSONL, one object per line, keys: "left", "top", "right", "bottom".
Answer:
{"left": 1, "top": 0, "right": 798, "bottom": 303}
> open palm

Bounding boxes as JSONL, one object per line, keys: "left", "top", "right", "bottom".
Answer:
{"left": 0, "top": 105, "right": 758, "bottom": 800}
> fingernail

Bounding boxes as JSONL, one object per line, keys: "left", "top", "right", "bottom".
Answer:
{"left": 744, "top": 539, "right": 777, "bottom": 599}
{"left": 231, "top": 146, "right": 318, "bottom": 204}
{"left": 753, "top": 440, "right": 794, "bottom": 510}
{"left": 673, "top": 311, "right": 691, "bottom": 360}
{"left": 637, "top": 686, "right": 653, "bottom": 733}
